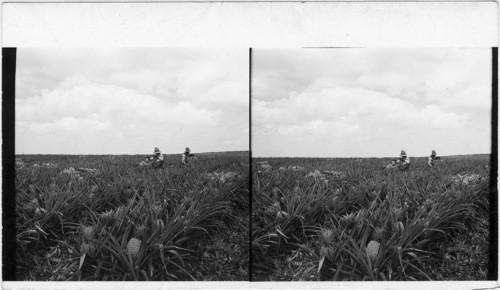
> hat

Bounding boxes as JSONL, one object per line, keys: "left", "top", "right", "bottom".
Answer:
{"left": 154, "top": 147, "right": 161, "bottom": 154}
{"left": 431, "top": 150, "right": 437, "bottom": 156}
{"left": 400, "top": 150, "right": 407, "bottom": 157}
{"left": 185, "top": 147, "right": 191, "bottom": 152}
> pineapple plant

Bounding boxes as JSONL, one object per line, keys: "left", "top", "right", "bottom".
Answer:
{"left": 155, "top": 219, "right": 165, "bottom": 231}
{"left": 26, "top": 199, "right": 39, "bottom": 212}
{"left": 151, "top": 204, "right": 162, "bottom": 217}
{"left": 114, "top": 206, "right": 125, "bottom": 219}
{"left": 17, "top": 152, "right": 249, "bottom": 281}
{"left": 368, "top": 190, "right": 378, "bottom": 200}
{"left": 28, "top": 184, "right": 37, "bottom": 195}
{"left": 340, "top": 212, "right": 356, "bottom": 228}
{"left": 320, "top": 228, "right": 335, "bottom": 246}
{"left": 319, "top": 245, "right": 333, "bottom": 260}
{"left": 272, "top": 187, "right": 280, "bottom": 199}
{"left": 393, "top": 206, "right": 403, "bottom": 221}
{"left": 275, "top": 210, "right": 289, "bottom": 221}
{"left": 48, "top": 190, "right": 58, "bottom": 200}
{"left": 82, "top": 226, "right": 95, "bottom": 242}
{"left": 134, "top": 225, "right": 146, "bottom": 239}
{"left": 354, "top": 209, "right": 366, "bottom": 223}
{"left": 420, "top": 206, "right": 429, "bottom": 218}
{"left": 99, "top": 209, "right": 114, "bottom": 224}
{"left": 34, "top": 207, "right": 44, "bottom": 219}
{"left": 80, "top": 242, "right": 96, "bottom": 258}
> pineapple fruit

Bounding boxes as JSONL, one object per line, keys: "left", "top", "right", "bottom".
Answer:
{"left": 366, "top": 240, "right": 380, "bottom": 260}
{"left": 127, "top": 238, "right": 142, "bottom": 258}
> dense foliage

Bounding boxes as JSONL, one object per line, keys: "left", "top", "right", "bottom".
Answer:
{"left": 15, "top": 154, "right": 249, "bottom": 281}
{"left": 252, "top": 155, "right": 491, "bottom": 281}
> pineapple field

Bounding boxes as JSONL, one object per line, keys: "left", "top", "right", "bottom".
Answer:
{"left": 252, "top": 155, "right": 492, "bottom": 281}
{"left": 15, "top": 153, "right": 249, "bottom": 281}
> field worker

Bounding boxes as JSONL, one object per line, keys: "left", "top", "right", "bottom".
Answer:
{"left": 385, "top": 160, "right": 397, "bottom": 169}
{"left": 428, "top": 150, "right": 441, "bottom": 167}
{"left": 386, "top": 150, "right": 411, "bottom": 171}
{"left": 181, "top": 147, "right": 195, "bottom": 165}
{"left": 137, "top": 157, "right": 151, "bottom": 167}
{"left": 151, "top": 147, "right": 165, "bottom": 169}
{"left": 396, "top": 150, "right": 411, "bottom": 171}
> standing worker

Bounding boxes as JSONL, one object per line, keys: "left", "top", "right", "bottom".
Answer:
{"left": 151, "top": 147, "right": 164, "bottom": 169}
{"left": 181, "top": 147, "right": 195, "bottom": 165}
{"left": 427, "top": 150, "right": 441, "bottom": 167}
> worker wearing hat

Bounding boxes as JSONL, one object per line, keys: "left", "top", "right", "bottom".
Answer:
{"left": 151, "top": 147, "right": 164, "bottom": 169}
{"left": 427, "top": 150, "right": 441, "bottom": 167}
{"left": 397, "top": 150, "right": 411, "bottom": 171}
{"left": 181, "top": 147, "right": 195, "bottom": 165}
{"left": 386, "top": 150, "right": 411, "bottom": 171}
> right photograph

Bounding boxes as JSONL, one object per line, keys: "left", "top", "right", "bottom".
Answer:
{"left": 251, "top": 48, "right": 493, "bottom": 281}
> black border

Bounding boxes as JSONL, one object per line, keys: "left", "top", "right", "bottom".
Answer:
{"left": 3, "top": 47, "right": 17, "bottom": 281}
{"left": 487, "top": 47, "right": 498, "bottom": 281}
{"left": 248, "top": 47, "right": 253, "bottom": 281}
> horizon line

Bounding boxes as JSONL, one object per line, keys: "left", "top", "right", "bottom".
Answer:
{"left": 252, "top": 153, "right": 491, "bottom": 159}
{"left": 16, "top": 150, "right": 250, "bottom": 156}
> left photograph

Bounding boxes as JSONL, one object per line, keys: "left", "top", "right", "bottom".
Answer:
{"left": 13, "top": 48, "right": 250, "bottom": 280}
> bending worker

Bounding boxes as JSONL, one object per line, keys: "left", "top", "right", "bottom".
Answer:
{"left": 137, "top": 156, "right": 151, "bottom": 167}
{"left": 428, "top": 150, "right": 441, "bottom": 167}
{"left": 386, "top": 150, "right": 411, "bottom": 171}
{"left": 181, "top": 147, "right": 195, "bottom": 165}
{"left": 151, "top": 147, "right": 164, "bottom": 168}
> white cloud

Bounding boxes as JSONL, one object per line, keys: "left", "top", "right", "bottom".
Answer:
{"left": 175, "top": 64, "right": 248, "bottom": 108}
{"left": 425, "top": 72, "right": 491, "bottom": 111}
{"left": 109, "top": 70, "right": 177, "bottom": 96}
{"left": 17, "top": 75, "right": 220, "bottom": 135}
{"left": 252, "top": 54, "right": 488, "bottom": 158}
{"left": 255, "top": 78, "right": 467, "bottom": 136}
{"left": 16, "top": 48, "right": 249, "bottom": 154}
{"left": 27, "top": 117, "right": 112, "bottom": 134}
{"left": 274, "top": 119, "right": 359, "bottom": 137}
{"left": 253, "top": 100, "right": 281, "bottom": 125}
{"left": 357, "top": 73, "right": 422, "bottom": 97}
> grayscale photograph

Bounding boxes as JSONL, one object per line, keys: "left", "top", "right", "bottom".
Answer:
{"left": 251, "top": 48, "right": 493, "bottom": 281}
{"left": 14, "top": 48, "right": 249, "bottom": 281}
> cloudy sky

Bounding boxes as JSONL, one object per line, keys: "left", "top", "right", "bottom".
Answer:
{"left": 253, "top": 48, "right": 492, "bottom": 158}
{"left": 16, "top": 48, "right": 249, "bottom": 154}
